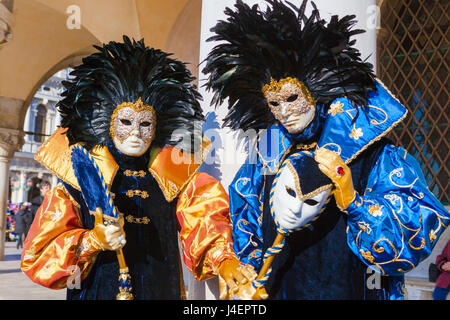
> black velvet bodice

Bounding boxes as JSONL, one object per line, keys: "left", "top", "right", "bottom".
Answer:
{"left": 65, "top": 144, "right": 181, "bottom": 300}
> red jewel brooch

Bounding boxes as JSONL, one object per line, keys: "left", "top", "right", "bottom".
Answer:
{"left": 336, "top": 166, "right": 345, "bottom": 176}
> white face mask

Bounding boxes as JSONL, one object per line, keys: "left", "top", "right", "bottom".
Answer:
{"left": 271, "top": 162, "right": 331, "bottom": 230}
{"left": 264, "top": 78, "right": 316, "bottom": 134}
{"left": 110, "top": 105, "right": 156, "bottom": 157}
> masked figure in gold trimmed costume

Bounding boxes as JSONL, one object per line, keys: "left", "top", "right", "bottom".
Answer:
{"left": 203, "top": 0, "right": 449, "bottom": 300}
{"left": 20, "top": 37, "right": 256, "bottom": 300}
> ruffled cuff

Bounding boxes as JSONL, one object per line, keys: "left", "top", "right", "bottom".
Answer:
{"left": 76, "top": 230, "right": 104, "bottom": 259}
{"left": 207, "top": 242, "right": 239, "bottom": 275}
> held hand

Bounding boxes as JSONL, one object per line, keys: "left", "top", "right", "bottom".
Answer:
{"left": 217, "top": 259, "right": 258, "bottom": 300}
{"left": 90, "top": 208, "right": 126, "bottom": 251}
{"left": 314, "top": 147, "right": 356, "bottom": 210}
{"left": 442, "top": 262, "right": 450, "bottom": 272}
{"left": 225, "top": 281, "right": 269, "bottom": 300}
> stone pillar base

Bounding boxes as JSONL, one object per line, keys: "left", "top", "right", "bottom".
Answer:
{"left": 405, "top": 278, "right": 449, "bottom": 300}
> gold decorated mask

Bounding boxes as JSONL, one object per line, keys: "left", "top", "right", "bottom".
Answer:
{"left": 262, "top": 77, "right": 316, "bottom": 134}
{"left": 110, "top": 98, "right": 156, "bottom": 157}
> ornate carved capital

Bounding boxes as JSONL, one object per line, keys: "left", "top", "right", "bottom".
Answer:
{"left": 0, "top": 1, "right": 14, "bottom": 46}
{"left": 0, "top": 127, "right": 24, "bottom": 160}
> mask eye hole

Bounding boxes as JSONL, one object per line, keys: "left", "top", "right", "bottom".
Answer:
{"left": 285, "top": 186, "right": 296, "bottom": 198}
{"left": 140, "top": 121, "right": 151, "bottom": 127}
{"left": 304, "top": 199, "right": 319, "bottom": 206}
{"left": 286, "top": 94, "right": 298, "bottom": 102}
{"left": 119, "top": 119, "right": 132, "bottom": 126}
{"left": 269, "top": 101, "right": 280, "bottom": 107}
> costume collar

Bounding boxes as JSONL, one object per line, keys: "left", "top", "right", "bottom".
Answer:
{"left": 317, "top": 79, "right": 408, "bottom": 164}
{"left": 148, "top": 139, "right": 211, "bottom": 202}
{"left": 106, "top": 139, "right": 150, "bottom": 171}
{"left": 252, "top": 122, "right": 293, "bottom": 175}
{"left": 278, "top": 104, "right": 327, "bottom": 144}
{"left": 254, "top": 79, "right": 408, "bottom": 170}
{"left": 35, "top": 127, "right": 210, "bottom": 202}
{"left": 34, "top": 127, "right": 118, "bottom": 191}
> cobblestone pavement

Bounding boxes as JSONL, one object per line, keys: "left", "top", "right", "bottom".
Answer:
{"left": 0, "top": 241, "right": 65, "bottom": 300}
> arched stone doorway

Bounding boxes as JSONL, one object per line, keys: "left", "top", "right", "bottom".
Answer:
{"left": 0, "top": 0, "right": 203, "bottom": 260}
{"left": 164, "top": 0, "right": 202, "bottom": 83}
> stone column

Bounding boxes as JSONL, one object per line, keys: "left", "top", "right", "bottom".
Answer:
{"left": 195, "top": 0, "right": 378, "bottom": 300}
{"left": 0, "top": 127, "right": 24, "bottom": 260}
{"left": 18, "top": 170, "right": 26, "bottom": 203}
{"left": 0, "top": 0, "right": 14, "bottom": 46}
{"left": 51, "top": 174, "right": 58, "bottom": 188}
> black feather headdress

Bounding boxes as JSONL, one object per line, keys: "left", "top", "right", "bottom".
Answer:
{"left": 203, "top": 0, "right": 377, "bottom": 131}
{"left": 58, "top": 36, "right": 204, "bottom": 152}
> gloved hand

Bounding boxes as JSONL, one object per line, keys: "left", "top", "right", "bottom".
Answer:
{"left": 314, "top": 147, "right": 356, "bottom": 210}
{"left": 217, "top": 258, "right": 258, "bottom": 300}
{"left": 226, "top": 280, "right": 269, "bottom": 300}
{"left": 89, "top": 208, "right": 126, "bottom": 251}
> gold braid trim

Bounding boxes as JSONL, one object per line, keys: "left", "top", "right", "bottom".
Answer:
{"left": 124, "top": 170, "right": 147, "bottom": 177}
{"left": 343, "top": 78, "right": 408, "bottom": 165}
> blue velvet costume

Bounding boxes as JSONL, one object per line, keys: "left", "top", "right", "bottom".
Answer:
{"left": 229, "top": 80, "right": 450, "bottom": 299}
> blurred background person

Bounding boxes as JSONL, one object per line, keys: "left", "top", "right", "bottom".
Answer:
{"left": 14, "top": 203, "right": 31, "bottom": 249}
{"left": 433, "top": 239, "right": 450, "bottom": 300}
{"left": 30, "top": 181, "right": 50, "bottom": 223}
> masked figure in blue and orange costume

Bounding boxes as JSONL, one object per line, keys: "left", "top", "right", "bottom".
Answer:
{"left": 20, "top": 36, "right": 257, "bottom": 300}
{"left": 203, "top": 0, "right": 449, "bottom": 300}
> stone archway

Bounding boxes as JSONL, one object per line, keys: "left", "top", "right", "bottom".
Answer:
{"left": 0, "top": 0, "right": 14, "bottom": 46}
{"left": 0, "top": 0, "right": 101, "bottom": 130}
{"left": 19, "top": 50, "right": 93, "bottom": 130}
{"left": 164, "top": 0, "right": 202, "bottom": 84}
{"left": 0, "top": 0, "right": 202, "bottom": 260}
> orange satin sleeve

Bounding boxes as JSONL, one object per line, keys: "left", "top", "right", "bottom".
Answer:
{"left": 176, "top": 172, "right": 237, "bottom": 281}
{"left": 21, "top": 183, "right": 102, "bottom": 289}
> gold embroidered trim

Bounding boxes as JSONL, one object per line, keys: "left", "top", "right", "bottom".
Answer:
{"left": 125, "top": 215, "right": 150, "bottom": 225}
{"left": 126, "top": 190, "right": 149, "bottom": 199}
{"left": 349, "top": 125, "right": 363, "bottom": 140}
{"left": 344, "top": 79, "right": 409, "bottom": 165}
{"left": 368, "top": 203, "right": 383, "bottom": 217}
{"left": 359, "top": 249, "right": 375, "bottom": 264}
{"left": 255, "top": 128, "right": 293, "bottom": 175}
{"left": 296, "top": 142, "right": 317, "bottom": 150}
{"left": 103, "top": 216, "right": 119, "bottom": 226}
{"left": 358, "top": 221, "right": 372, "bottom": 234}
{"left": 328, "top": 102, "right": 345, "bottom": 116}
{"left": 124, "top": 169, "right": 147, "bottom": 177}
{"left": 286, "top": 161, "right": 333, "bottom": 200}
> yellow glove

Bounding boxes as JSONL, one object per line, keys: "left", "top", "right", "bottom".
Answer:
{"left": 225, "top": 280, "right": 269, "bottom": 300}
{"left": 89, "top": 208, "right": 126, "bottom": 251}
{"left": 314, "top": 147, "right": 356, "bottom": 210}
{"left": 217, "top": 258, "right": 258, "bottom": 300}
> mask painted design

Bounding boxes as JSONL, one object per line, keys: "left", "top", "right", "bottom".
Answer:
{"left": 110, "top": 98, "right": 156, "bottom": 157}
{"left": 271, "top": 161, "right": 332, "bottom": 230}
{"left": 263, "top": 77, "right": 316, "bottom": 134}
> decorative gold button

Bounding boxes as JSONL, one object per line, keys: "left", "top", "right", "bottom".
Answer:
{"left": 124, "top": 170, "right": 147, "bottom": 177}
{"left": 125, "top": 215, "right": 150, "bottom": 224}
{"left": 126, "top": 190, "right": 149, "bottom": 199}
